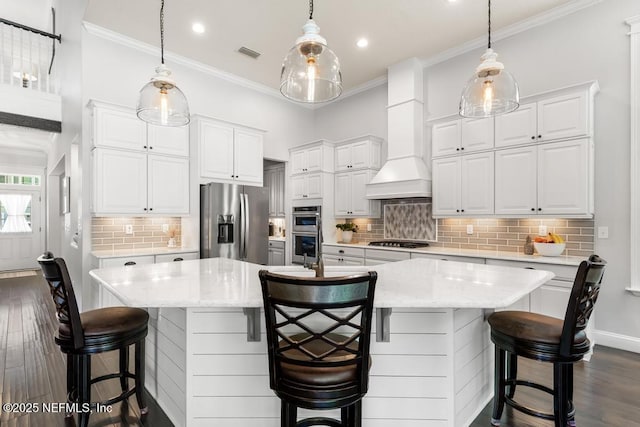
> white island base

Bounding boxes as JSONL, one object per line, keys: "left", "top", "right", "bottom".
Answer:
{"left": 91, "top": 258, "right": 553, "bottom": 427}
{"left": 142, "top": 306, "right": 492, "bottom": 427}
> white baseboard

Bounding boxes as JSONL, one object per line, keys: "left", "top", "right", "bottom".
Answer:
{"left": 592, "top": 329, "right": 640, "bottom": 354}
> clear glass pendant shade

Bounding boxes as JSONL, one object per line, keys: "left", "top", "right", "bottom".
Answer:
{"left": 280, "top": 20, "right": 342, "bottom": 103}
{"left": 459, "top": 45, "right": 519, "bottom": 117}
{"left": 137, "top": 65, "right": 190, "bottom": 126}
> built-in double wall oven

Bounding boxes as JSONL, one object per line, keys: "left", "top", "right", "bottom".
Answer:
{"left": 291, "top": 205, "right": 321, "bottom": 264}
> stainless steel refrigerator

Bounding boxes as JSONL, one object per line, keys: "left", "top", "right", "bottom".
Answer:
{"left": 200, "top": 183, "right": 269, "bottom": 264}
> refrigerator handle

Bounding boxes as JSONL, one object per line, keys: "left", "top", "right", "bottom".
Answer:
{"left": 239, "top": 192, "right": 245, "bottom": 259}
{"left": 243, "top": 193, "right": 250, "bottom": 259}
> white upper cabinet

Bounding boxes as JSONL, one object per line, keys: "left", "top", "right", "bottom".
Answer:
{"left": 495, "top": 89, "right": 589, "bottom": 148}
{"left": 433, "top": 117, "right": 493, "bottom": 157}
{"left": 334, "top": 170, "right": 380, "bottom": 218}
{"left": 147, "top": 124, "right": 189, "bottom": 157}
{"left": 495, "top": 146, "right": 538, "bottom": 215}
{"left": 334, "top": 136, "right": 382, "bottom": 172}
{"left": 195, "top": 116, "right": 264, "bottom": 186}
{"left": 292, "top": 173, "right": 323, "bottom": 200}
{"left": 147, "top": 155, "right": 190, "bottom": 214}
{"left": 290, "top": 140, "right": 334, "bottom": 175}
{"left": 264, "top": 166, "right": 285, "bottom": 217}
{"left": 93, "top": 149, "right": 147, "bottom": 214}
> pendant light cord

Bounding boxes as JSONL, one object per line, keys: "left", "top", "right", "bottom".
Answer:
{"left": 160, "top": 0, "right": 165, "bottom": 64}
{"left": 487, "top": 0, "right": 491, "bottom": 49}
{"left": 309, "top": 0, "right": 314, "bottom": 19}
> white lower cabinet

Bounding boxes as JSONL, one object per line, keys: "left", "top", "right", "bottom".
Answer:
{"left": 410, "top": 252, "right": 486, "bottom": 264}
{"left": 268, "top": 240, "right": 286, "bottom": 266}
{"left": 324, "top": 255, "right": 365, "bottom": 266}
{"left": 323, "top": 245, "right": 365, "bottom": 266}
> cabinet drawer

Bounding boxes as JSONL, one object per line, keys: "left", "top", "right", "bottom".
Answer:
{"left": 324, "top": 255, "right": 365, "bottom": 266}
{"left": 323, "top": 245, "right": 365, "bottom": 258}
{"left": 365, "top": 249, "right": 411, "bottom": 262}
{"left": 99, "top": 255, "right": 155, "bottom": 268}
{"left": 155, "top": 252, "right": 199, "bottom": 263}
{"left": 485, "top": 259, "right": 578, "bottom": 281}
{"left": 268, "top": 240, "right": 285, "bottom": 249}
{"left": 410, "top": 252, "right": 485, "bottom": 264}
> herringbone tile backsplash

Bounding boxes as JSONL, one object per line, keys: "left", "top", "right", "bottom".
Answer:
{"left": 341, "top": 198, "right": 594, "bottom": 257}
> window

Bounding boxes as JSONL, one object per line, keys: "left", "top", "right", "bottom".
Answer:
{"left": 0, "top": 173, "right": 41, "bottom": 186}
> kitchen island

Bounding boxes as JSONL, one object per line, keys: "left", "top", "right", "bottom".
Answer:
{"left": 90, "top": 257, "right": 554, "bottom": 427}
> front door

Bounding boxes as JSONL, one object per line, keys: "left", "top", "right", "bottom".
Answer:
{"left": 0, "top": 189, "right": 43, "bottom": 271}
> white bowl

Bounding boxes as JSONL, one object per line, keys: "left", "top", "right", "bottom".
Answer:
{"left": 533, "top": 242, "right": 566, "bottom": 257}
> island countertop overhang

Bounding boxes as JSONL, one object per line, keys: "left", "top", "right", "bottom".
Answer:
{"left": 89, "top": 257, "right": 555, "bottom": 310}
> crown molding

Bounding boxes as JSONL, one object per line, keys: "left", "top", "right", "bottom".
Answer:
{"left": 422, "top": 0, "right": 603, "bottom": 68}
{"left": 81, "top": 21, "right": 304, "bottom": 106}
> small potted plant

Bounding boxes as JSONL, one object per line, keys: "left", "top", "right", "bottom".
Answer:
{"left": 336, "top": 223, "right": 358, "bottom": 243}
{"left": 166, "top": 226, "right": 178, "bottom": 248}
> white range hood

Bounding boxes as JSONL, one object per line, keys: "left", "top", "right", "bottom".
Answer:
{"left": 366, "top": 58, "right": 431, "bottom": 199}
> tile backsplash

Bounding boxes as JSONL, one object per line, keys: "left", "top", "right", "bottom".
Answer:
{"left": 341, "top": 198, "right": 594, "bottom": 257}
{"left": 92, "top": 217, "right": 181, "bottom": 251}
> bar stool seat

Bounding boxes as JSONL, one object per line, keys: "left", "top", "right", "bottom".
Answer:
{"left": 38, "top": 252, "right": 149, "bottom": 427}
{"left": 488, "top": 254, "right": 606, "bottom": 427}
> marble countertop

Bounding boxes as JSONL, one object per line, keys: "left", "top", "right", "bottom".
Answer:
{"left": 324, "top": 242, "right": 584, "bottom": 266}
{"left": 90, "top": 257, "right": 554, "bottom": 309}
{"left": 91, "top": 247, "right": 200, "bottom": 259}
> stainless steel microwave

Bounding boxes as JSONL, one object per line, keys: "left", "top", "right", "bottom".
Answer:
{"left": 292, "top": 205, "right": 321, "bottom": 233}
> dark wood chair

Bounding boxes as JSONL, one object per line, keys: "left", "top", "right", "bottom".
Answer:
{"left": 259, "top": 270, "right": 377, "bottom": 427}
{"left": 37, "top": 252, "right": 149, "bottom": 427}
{"left": 488, "top": 254, "right": 606, "bottom": 427}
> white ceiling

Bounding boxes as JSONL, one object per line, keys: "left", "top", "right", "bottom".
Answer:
{"left": 83, "top": 0, "right": 586, "bottom": 93}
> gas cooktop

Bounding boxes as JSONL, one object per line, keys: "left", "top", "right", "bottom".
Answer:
{"left": 368, "top": 240, "right": 430, "bottom": 248}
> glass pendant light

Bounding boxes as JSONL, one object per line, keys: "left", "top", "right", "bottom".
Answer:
{"left": 459, "top": 0, "right": 519, "bottom": 118}
{"left": 280, "top": 0, "right": 342, "bottom": 103}
{"left": 137, "top": 0, "right": 190, "bottom": 126}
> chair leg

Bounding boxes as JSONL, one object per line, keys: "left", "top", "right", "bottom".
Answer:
{"left": 553, "top": 362, "right": 570, "bottom": 427}
{"left": 78, "top": 354, "right": 91, "bottom": 427}
{"left": 352, "top": 400, "right": 362, "bottom": 427}
{"left": 506, "top": 352, "right": 518, "bottom": 398}
{"left": 134, "top": 339, "right": 148, "bottom": 415}
{"left": 491, "top": 346, "right": 506, "bottom": 426}
{"left": 567, "top": 364, "right": 576, "bottom": 427}
{"left": 341, "top": 406, "right": 349, "bottom": 426}
{"left": 65, "top": 354, "right": 76, "bottom": 418}
{"left": 119, "top": 345, "right": 129, "bottom": 393}
{"left": 281, "top": 400, "right": 297, "bottom": 427}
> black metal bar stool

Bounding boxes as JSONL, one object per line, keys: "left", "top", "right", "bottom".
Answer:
{"left": 37, "top": 252, "right": 149, "bottom": 427}
{"left": 259, "top": 270, "right": 377, "bottom": 427}
{"left": 488, "top": 254, "right": 606, "bottom": 427}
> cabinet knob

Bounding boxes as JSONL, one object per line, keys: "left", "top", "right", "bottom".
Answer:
{"left": 456, "top": 209, "right": 460, "bottom": 213}
{"left": 460, "top": 147, "right": 465, "bottom": 151}
{"left": 143, "top": 145, "right": 147, "bottom": 149}
{"left": 456, "top": 148, "right": 460, "bottom": 151}
{"left": 531, "top": 208, "right": 535, "bottom": 211}
{"left": 538, "top": 135, "right": 542, "bottom": 139}
{"left": 173, "top": 257, "right": 184, "bottom": 262}
{"left": 461, "top": 209, "right": 465, "bottom": 212}
{"left": 124, "top": 261, "right": 136, "bottom": 266}
{"left": 149, "top": 208, "right": 153, "bottom": 211}
{"left": 531, "top": 136, "right": 536, "bottom": 140}
{"left": 538, "top": 208, "right": 542, "bottom": 211}
{"left": 143, "top": 208, "right": 147, "bottom": 211}
{"left": 149, "top": 146, "right": 153, "bottom": 150}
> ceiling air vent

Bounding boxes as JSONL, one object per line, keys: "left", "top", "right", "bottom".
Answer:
{"left": 238, "top": 46, "right": 261, "bottom": 59}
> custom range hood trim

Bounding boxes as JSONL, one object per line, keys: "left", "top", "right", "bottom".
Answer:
{"left": 366, "top": 57, "right": 431, "bottom": 199}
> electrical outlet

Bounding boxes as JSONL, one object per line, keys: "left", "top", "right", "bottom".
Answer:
{"left": 367, "top": 224, "right": 372, "bottom": 232}
{"left": 466, "top": 224, "right": 473, "bottom": 235}
{"left": 538, "top": 225, "right": 547, "bottom": 236}
{"left": 597, "top": 226, "right": 609, "bottom": 239}
{"left": 162, "top": 224, "right": 169, "bottom": 233}
{"left": 125, "top": 224, "right": 133, "bottom": 235}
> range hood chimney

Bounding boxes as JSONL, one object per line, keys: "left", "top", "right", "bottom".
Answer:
{"left": 366, "top": 57, "right": 431, "bottom": 199}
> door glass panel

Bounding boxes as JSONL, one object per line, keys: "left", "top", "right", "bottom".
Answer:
{"left": 294, "top": 235, "right": 317, "bottom": 257}
{"left": 0, "top": 194, "right": 33, "bottom": 233}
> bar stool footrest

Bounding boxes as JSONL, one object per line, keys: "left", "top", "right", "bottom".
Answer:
{"left": 503, "top": 379, "right": 575, "bottom": 421}
{"left": 297, "top": 417, "right": 344, "bottom": 427}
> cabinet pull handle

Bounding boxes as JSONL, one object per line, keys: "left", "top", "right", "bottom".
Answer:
{"left": 124, "top": 261, "right": 136, "bottom": 266}
{"left": 525, "top": 267, "right": 535, "bottom": 270}
{"left": 173, "top": 257, "right": 184, "bottom": 262}
{"left": 338, "top": 250, "right": 344, "bottom": 254}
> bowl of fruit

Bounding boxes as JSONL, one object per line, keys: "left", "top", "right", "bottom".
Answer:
{"left": 533, "top": 233, "right": 566, "bottom": 256}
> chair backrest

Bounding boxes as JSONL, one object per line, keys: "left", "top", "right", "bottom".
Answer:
{"left": 37, "top": 252, "right": 84, "bottom": 349}
{"left": 560, "top": 254, "right": 606, "bottom": 356}
{"left": 259, "top": 270, "right": 377, "bottom": 399}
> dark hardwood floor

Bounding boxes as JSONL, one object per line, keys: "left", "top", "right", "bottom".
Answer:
{"left": 0, "top": 274, "right": 172, "bottom": 427}
{"left": 2, "top": 272, "right": 640, "bottom": 426}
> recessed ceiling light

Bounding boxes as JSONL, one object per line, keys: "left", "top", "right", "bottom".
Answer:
{"left": 192, "top": 22, "right": 205, "bottom": 34}
{"left": 356, "top": 38, "right": 369, "bottom": 48}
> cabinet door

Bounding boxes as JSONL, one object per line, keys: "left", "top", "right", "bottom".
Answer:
{"left": 495, "top": 146, "right": 538, "bottom": 215}
{"left": 234, "top": 129, "right": 263, "bottom": 184}
{"left": 335, "top": 145, "right": 352, "bottom": 172}
{"left": 537, "top": 92, "right": 588, "bottom": 142}
{"left": 530, "top": 280, "right": 571, "bottom": 319}
{"left": 334, "top": 172, "right": 352, "bottom": 216}
{"left": 275, "top": 168, "right": 286, "bottom": 217}
{"left": 93, "top": 149, "right": 147, "bottom": 214}
{"left": 461, "top": 153, "right": 494, "bottom": 215}
{"left": 99, "top": 255, "right": 155, "bottom": 268}
{"left": 199, "top": 121, "right": 235, "bottom": 180}
{"left": 306, "top": 146, "right": 323, "bottom": 172}
{"left": 351, "top": 140, "right": 377, "bottom": 169}
{"left": 291, "top": 150, "right": 306, "bottom": 174}
{"left": 93, "top": 106, "right": 147, "bottom": 151}
{"left": 291, "top": 175, "right": 307, "bottom": 199}
{"left": 350, "top": 170, "right": 372, "bottom": 216}
{"left": 148, "top": 155, "right": 190, "bottom": 214}
{"left": 306, "top": 173, "right": 323, "bottom": 199}
{"left": 147, "top": 124, "right": 189, "bottom": 157}
{"left": 432, "top": 120, "right": 461, "bottom": 157}
{"left": 494, "top": 102, "right": 537, "bottom": 148}
{"left": 461, "top": 117, "right": 494, "bottom": 152}
{"left": 432, "top": 157, "right": 460, "bottom": 216}
{"left": 537, "top": 139, "right": 589, "bottom": 215}
{"left": 270, "top": 248, "right": 285, "bottom": 266}
{"left": 264, "top": 169, "right": 276, "bottom": 216}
